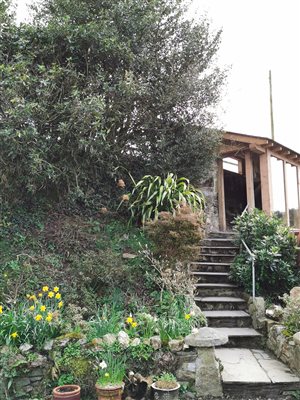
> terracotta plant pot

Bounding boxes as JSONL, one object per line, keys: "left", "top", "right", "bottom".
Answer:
{"left": 53, "top": 384, "right": 81, "bottom": 400}
{"left": 151, "top": 382, "right": 180, "bottom": 400}
{"left": 95, "top": 382, "right": 124, "bottom": 400}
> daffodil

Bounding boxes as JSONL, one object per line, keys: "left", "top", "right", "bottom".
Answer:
{"left": 48, "top": 291, "right": 54, "bottom": 298}
{"left": 29, "top": 295, "right": 37, "bottom": 301}
{"left": 184, "top": 313, "right": 191, "bottom": 320}
{"left": 35, "top": 314, "right": 43, "bottom": 321}
{"left": 29, "top": 305, "right": 35, "bottom": 311}
{"left": 126, "top": 316, "right": 133, "bottom": 324}
{"left": 99, "top": 361, "right": 107, "bottom": 369}
{"left": 0, "top": 305, "right": 3, "bottom": 314}
{"left": 42, "top": 286, "right": 49, "bottom": 292}
{"left": 38, "top": 293, "right": 43, "bottom": 298}
{"left": 10, "top": 332, "right": 18, "bottom": 339}
{"left": 58, "top": 301, "right": 63, "bottom": 309}
{"left": 46, "top": 313, "right": 53, "bottom": 322}
{"left": 131, "top": 322, "right": 138, "bottom": 328}
{"left": 104, "top": 373, "right": 110, "bottom": 378}
{"left": 40, "top": 305, "right": 46, "bottom": 312}
{"left": 55, "top": 293, "right": 61, "bottom": 300}
{"left": 53, "top": 286, "right": 59, "bottom": 293}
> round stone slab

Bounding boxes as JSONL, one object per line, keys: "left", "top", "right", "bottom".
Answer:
{"left": 185, "top": 327, "right": 228, "bottom": 347}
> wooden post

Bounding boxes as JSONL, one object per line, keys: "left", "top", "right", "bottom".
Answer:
{"left": 282, "top": 161, "right": 290, "bottom": 226}
{"left": 245, "top": 152, "right": 255, "bottom": 210}
{"left": 259, "top": 150, "right": 272, "bottom": 215}
{"left": 217, "top": 158, "right": 226, "bottom": 231}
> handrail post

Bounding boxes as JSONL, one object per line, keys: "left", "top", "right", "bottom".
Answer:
{"left": 252, "top": 257, "right": 255, "bottom": 299}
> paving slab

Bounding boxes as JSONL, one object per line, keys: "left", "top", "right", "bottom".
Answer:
{"left": 213, "top": 327, "right": 262, "bottom": 337}
{"left": 215, "top": 348, "right": 271, "bottom": 383}
{"left": 252, "top": 350, "right": 300, "bottom": 383}
{"left": 216, "top": 348, "right": 300, "bottom": 385}
{"left": 204, "top": 310, "right": 250, "bottom": 318}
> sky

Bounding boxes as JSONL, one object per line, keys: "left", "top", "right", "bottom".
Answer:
{"left": 14, "top": 0, "right": 300, "bottom": 153}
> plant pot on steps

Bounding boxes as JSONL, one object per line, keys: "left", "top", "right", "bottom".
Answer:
{"left": 95, "top": 383, "right": 124, "bottom": 400}
{"left": 53, "top": 385, "right": 81, "bottom": 400}
{"left": 151, "top": 382, "right": 180, "bottom": 400}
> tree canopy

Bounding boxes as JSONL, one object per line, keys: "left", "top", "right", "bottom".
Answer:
{"left": 0, "top": 0, "right": 226, "bottom": 204}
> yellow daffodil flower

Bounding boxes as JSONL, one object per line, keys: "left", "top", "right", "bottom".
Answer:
{"left": 46, "top": 313, "right": 53, "bottom": 322}
{"left": 131, "top": 322, "right": 138, "bottom": 328}
{"left": 42, "top": 286, "right": 49, "bottom": 292}
{"left": 53, "top": 286, "right": 59, "bottom": 293}
{"left": 58, "top": 301, "right": 63, "bottom": 309}
{"left": 10, "top": 332, "right": 18, "bottom": 339}
{"left": 38, "top": 293, "right": 43, "bottom": 297}
{"left": 48, "top": 291, "right": 54, "bottom": 298}
{"left": 40, "top": 305, "right": 46, "bottom": 312}
{"left": 104, "top": 373, "right": 110, "bottom": 378}
{"left": 184, "top": 313, "right": 191, "bottom": 320}
{"left": 29, "top": 295, "right": 37, "bottom": 301}
{"left": 55, "top": 293, "right": 61, "bottom": 300}
{"left": 29, "top": 305, "right": 35, "bottom": 311}
{"left": 0, "top": 305, "right": 3, "bottom": 314}
{"left": 35, "top": 314, "right": 43, "bottom": 321}
{"left": 126, "top": 316, "right": 133, "bottom": 324}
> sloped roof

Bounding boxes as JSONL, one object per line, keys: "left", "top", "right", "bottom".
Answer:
{"left": 220, "top": 131, "right": 300, "bottom": 166}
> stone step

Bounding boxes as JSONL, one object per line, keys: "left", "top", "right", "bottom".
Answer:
{"left": 190, "top": 262, "right": 231, "bottom": 273}
{"left": 212, "top": 327, "right": 264, "bottom": 348}
{"left": 194, "top": 283, "right": 241, "bottom": 297}
{"left": 203, "top": 310, "right": 252, "bottom": 328}
{"left": 208, "top": 231, "right": 237, "bottom": 239}
{"left": 215, "top": 348, "right": 300, "bottom": 397}
{"left": 198, "top": 253, "right": 236, "bottom": 263}
{"left": 196, "top": 296, "right": 247, "bottom": 311}
{"left": 201, "top": 238, "right": 236, "bottom": 247}
{"left": 192, "top": 272, "right": 231, "bottom": 284}
{"left": 200, "top": 246, "right": 239, "bottom": 255}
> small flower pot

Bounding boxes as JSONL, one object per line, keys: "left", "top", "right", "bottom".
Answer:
{"left": 95, "top": 383, "right": 124, "bottom": 400}
{"left": 53, "top": 385, "right": 81, "bottom": 400}
{"left": 151, "top": 382, "right": 180, "bottom": 400}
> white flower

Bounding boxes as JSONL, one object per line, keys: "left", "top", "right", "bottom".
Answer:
{"left": 190, "top": 310, "right": 195, "bottom": 317}
{"left": 99, "top": 361, "right": 107, "bottom": 369}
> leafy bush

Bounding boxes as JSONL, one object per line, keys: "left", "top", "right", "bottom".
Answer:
{"left": 145, "top": 205, "right": 205, "bottom": 262}
{"left": 282, "top": 294, "right": 300, "bottom": 336}
{"left": 124, "top": 174, "right": 205, "bottom": 224}
{"left": 231, "top": 209, "right": 299, "bottom": 299}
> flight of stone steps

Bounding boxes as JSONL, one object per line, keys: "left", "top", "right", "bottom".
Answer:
{"left": 191, "top": 231, "right": 300, "bottom": 397}
{"left": 191, "top": 231, "right": 263, "bottom": 348}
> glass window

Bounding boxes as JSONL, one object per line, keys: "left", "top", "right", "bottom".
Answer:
{"left": 286, "top": 163, "right": 300, "bottom": 228}
{"left": 270, "top": 156, "right": 286, "bottom": 222}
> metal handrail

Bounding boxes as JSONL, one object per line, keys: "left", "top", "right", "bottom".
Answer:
{"left": 240, "top": 204, "right": 256, "bottom": 298}
{"left": 241, "top": 239, "right": 256, "bottom": 299}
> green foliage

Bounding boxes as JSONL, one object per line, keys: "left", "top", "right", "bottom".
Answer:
{"left": 282, "top": 294, "right": 300, "bottom": 336}
{"left": 0, "top": 0, "right": 224, "bottom": 204}
{"left": 96, "top": 352, "right": 126, "bottom": 387}
{"left": 231, "top": 209, "right": 299, "bottom": 299}
{"left": 145, "top": 205, "right": 204, "bottom": 262}
{"left": 126, "top": 173, "right": 205, "bottom": 224}
{"left": 88, "top": 304, "right": 123, "bottom": 340}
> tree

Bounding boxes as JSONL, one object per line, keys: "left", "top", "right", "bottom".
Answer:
{"left": 0, "top": 0, "right": 226, "bottom": 204}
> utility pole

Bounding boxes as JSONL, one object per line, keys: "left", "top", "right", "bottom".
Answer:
{"left": 269, "top": 70, "right": 275, "bottom": 140}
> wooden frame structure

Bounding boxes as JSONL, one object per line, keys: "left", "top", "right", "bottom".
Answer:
{"left": 218, "top": 132, "right": 300, "bottom": 231}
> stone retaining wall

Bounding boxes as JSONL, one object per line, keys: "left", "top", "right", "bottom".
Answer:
{"left": 267, "top": 324, "right": 300, "bottom": 375}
